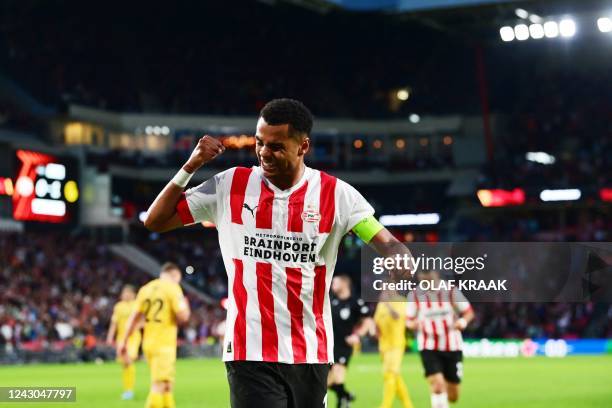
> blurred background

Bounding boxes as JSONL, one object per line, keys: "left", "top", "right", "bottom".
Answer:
{"left": 0, "top": 0, "right": 610, "bottom": 404}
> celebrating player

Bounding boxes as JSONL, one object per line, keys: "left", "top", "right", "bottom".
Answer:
{"left": 120, "top": 262, "right": 191, "bottom": 408}
{"left": 374, "top": 290, "right": 414, "bottom": 408}
{"left": 106, "top": 284, "right": 142, "bottom": 400}
{"left": 143, "top": 98, "right": 412, "bottom": 407}
{"left": 328, "top": 274, "right": 373, "bottom": 408}
{"left": 406, "top": 270, "right": 474, "bottom": 408}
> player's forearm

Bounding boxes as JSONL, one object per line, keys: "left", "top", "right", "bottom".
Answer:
{"left": 144, "top": 136, "right": 224, "bottom": 232}
{"left": 176, "top": 304, "right": 191, "bottom": 325}
{"left": 462, "top": 309, "right": 475, "bottom": 325}
{"left": 122, "top": 312, "right": 143, "bottom": 344}
{"left": 143, "top": 181, "right": 185, "bottom": 232}
{"left": 369, "top": 228, "right": 414, "bottom": 280}
{"left": 355, "top": 317, "right": 375, "bottom": 336}
{"left": 106, "top": 323, "right": 116, "bottom": 343}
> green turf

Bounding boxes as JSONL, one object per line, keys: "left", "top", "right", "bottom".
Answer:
{"left": 0, "top": 354, "right": 611, "bottom": 407}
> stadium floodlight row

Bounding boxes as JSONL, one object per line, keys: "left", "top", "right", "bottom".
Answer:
{"left": 500, "top": 19, "right": 576, "bottom": 41}
{"left": 500, "top": 13, "right": 612, "bottom": 42}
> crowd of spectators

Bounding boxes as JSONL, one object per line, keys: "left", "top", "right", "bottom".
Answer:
{"left": 134, "top": 228, "right": 229, "bottom": 300}
{"left": 456, "top": 210, "right": 610, "bottom": 242}
{"left": 479, "top": 64, "right": 611, "bottom": 192}
{"left": 0, "top": 232, "right": 225, "bottom": 363}
{"left": 0, "top": 1, "right": 477, "bottom": 118}
{"left": 466, "top": 302, "right": 610, "bottom": 340}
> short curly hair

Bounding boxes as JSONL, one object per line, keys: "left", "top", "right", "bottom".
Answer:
{"left": 260, "top": 98, "right": 313, "bottom": 139}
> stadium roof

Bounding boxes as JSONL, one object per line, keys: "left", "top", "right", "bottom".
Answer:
{"left": 319, "top": 0, "right": 524, "bottom": 12}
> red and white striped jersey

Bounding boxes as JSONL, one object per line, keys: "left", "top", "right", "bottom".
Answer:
{"left": 176, "top": 166, "right": 374, "bottom": 364}
{"left": 406, "top": 288, "right": 472, "bottom": 352}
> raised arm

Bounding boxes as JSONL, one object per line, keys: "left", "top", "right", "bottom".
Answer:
{"left": 143, "top": 136, "right": 225, "bottom": 233}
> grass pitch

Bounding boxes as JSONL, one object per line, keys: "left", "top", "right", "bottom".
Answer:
{"left": 1, "top": 353, "right": 611, "bottom": 407}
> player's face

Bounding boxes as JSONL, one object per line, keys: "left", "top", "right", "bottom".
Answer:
{"left": 171, "top": 269, "right": 182, "bottom": 284}
{"left": 121, "top": 288, "right": 135, "bottom": 301}
{"left": 331, "top": 276, "right": 348, "bottom": 294}
{"left": 255, "top": 117, "right": 309, "bottom": 181}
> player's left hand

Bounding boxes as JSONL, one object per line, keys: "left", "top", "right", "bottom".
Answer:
{"left": 345, "top": 334, "right": 360, "bottom": 346}
{"left": 121, "top": 353, "right": 132, "bottom": 365}
{"left": 118, "top": 342, "right": 128, "bottom": 357}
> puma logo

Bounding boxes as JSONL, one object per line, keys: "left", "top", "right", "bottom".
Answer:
{"left": 243, "top": 203, "right": 258, "bottom": 217}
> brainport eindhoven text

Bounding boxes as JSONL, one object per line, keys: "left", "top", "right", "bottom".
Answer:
{"left": 372, "top": 279, "right": 508, "bottom": 292}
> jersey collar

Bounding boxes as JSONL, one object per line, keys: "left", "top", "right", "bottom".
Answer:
{"left": 254, "top": 165, "right": 311, "bottom": 197}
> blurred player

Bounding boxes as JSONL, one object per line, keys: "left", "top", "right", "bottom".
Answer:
{"left": 374, "top": 290, "right": 414, "bottom": 408}
{"left": 406, "top": 270, "right": 474, "bottom": 408}
{"left": 143, "top": 98, "right": 412, "bottom": 407}
{"left": 106, "top": 285, "right": 141, "bottom": 400}
{"left": 120, "top": 262, "right": 191, "bottom": 408}
{"left": 329, "top": 274, "right": 373, "bottom": 408}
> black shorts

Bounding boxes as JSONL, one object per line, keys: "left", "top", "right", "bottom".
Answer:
{"left": 419, "top": 350, "right": 463, "bottom": 384}
{"left": 333, "top": 345, "right": 353, "bottom": 366}
{"left": 225, "top": 361, "right": 330, "bottom": 408}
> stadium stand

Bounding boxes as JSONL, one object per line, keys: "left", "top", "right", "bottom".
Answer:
{"left": 0, "top": 232, "right": 225, "bottom": 364}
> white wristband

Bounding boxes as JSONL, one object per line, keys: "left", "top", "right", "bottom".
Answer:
{"left": 457, "top": 317, "right": 467, "bottom": 330}
{"left": 172, "top": 168, "right": 193, "bottom": 188}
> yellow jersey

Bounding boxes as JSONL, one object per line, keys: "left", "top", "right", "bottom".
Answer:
{"left": 111, "top": 300, "right": 142, "bottom": 347}
{"left": 135, "top": 278, "right": 187, "bottom": 353}
{"left": 374, "top": 301, "right": 407, "bottom": 352}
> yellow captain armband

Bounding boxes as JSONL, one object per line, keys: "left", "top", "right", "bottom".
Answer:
{"left": 352, "top": 215, "right": 384, "bottom": 244}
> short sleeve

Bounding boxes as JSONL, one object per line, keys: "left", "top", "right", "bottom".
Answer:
{"left": 175, "top": 169, "right": 232, "bottom": 225}
{"left": 452, "top": 288, "right": 472, "bottom": 314}
{"left": 337, "top": 180, "right": 375, "bottom": 236}
{"left": 169, "top": 284, "right": 188, "bottom": 315}
{"left": 134, "top": 288, "right": 147, "bottom": 313}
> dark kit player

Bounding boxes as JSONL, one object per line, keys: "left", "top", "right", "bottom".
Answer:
{"left": 144, "top": 99, "right": 412, "bottom": 408}
{"left": 329, "top": 274, "right": 373, "bottom": 407}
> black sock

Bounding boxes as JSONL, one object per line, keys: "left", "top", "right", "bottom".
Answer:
{"left": 331, "top": 383, "right": 348, "bottom": 399}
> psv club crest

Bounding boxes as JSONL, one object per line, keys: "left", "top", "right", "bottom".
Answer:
{"left": 301, "top": 205, "right": 321, "bottom": 223}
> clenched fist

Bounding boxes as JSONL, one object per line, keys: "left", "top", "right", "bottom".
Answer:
{"left": 183, "top": 135, "right": 225, "bottom": 173}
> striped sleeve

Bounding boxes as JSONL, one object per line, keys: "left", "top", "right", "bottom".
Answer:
{"left": 176, "top": 168, "right": 231, "bottom": 225}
